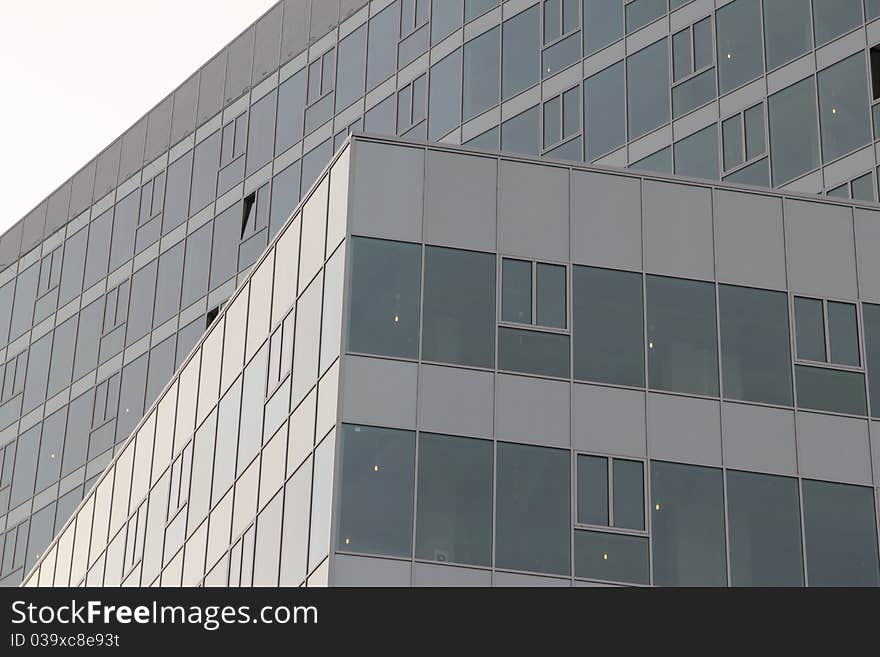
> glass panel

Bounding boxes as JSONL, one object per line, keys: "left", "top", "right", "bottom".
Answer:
{"left": 672, "top": 68, "right": 717, "bottom": 118}
{"left": 423, "top": 246, "right": 496, "bottom": 368}
{"left": 163, "top": 151, "right": 193, "bottom": 233}
{"left": 337, "top": 424, "right": 415, "bottom": 557}
{"left": 763, "top": 0, "right": 812, "bottom": 70}
{"left": 625, "top": 0, "right": 666, "bottom": 33}
{"left": 646, "top": 275, "right": 719, "bottom": 396}
{"left": 672, "top": 28, "right": 691, "bottom": 82}
{"left": 851, "top": 172, "right": 876, "bottom": 202}
{"left": 83, "top": 210, "right": 112, "bottom": 289}
{"left": 366, "top": 2, "right": 398, "bottom": 90}
{"left": 818, "top": 54, "right": 872, "bottom": 163}
{"left": 583, "top": 0, "right": 623, "bottom": 55}
{"left": 719, "top": 285, "right": 793, "bottom": 406}
{"left": 631, "top": 146, "right": 672, "bottom": 174}
{"left": 693, "top": 17, "right": 712, "bottom": 70}
{"left": 627, "top": 38, "right": 669, "bottom": 139}
{"left": 463, "top": 27, "right": 500, "bottom": 121}
{"left": 562, "top": 87, "right": 579, "bottom": 138}
{"left": 245, "top": 91, "right": 277, "bottom": 177}
{"left": 415, "top": 433, "right": 493, "bottom": 567}
{"left": 496, "top": 442, "right": 570, "bottom": 575}
{"left": 613, "top": 459, "right": 644, "bottom": 531}
{"left": 727, "top": 470, "right": 804, "bottom": 587}
{"left": 465, "top": 0, "right": 499, "bottom": 21}
{"left": 795, "top": 365, "right": 867, "bottom": 416}
{"left": 347, "top": 237, "right": 421, "bottom": 359}
{"left": 812, "top": 0, "right": 862, "bottom": 47}
{"left": 545, "top": 0, "right": 561, "bottom": 43}
{"left": 716, "top": 0, "right": 764, "bottom": 94}
{"left": 651, "top": 461, "right": 727, "bottom": 586}
{"left": 722, "top": 157, "right": 770, "bottom": 187}
{"left": 542, "top": 31, "right": 581, "bottom": 77}
{"left": 543, "top": 96, "right": 561, "bottom": 147}
{"left": 501, "top": 105, "right": 540, "bottom": 155}
{"left": 502, "top": 258, "right": 532, "bottom": 324}
{"left": 869, "top": 0, "right": 880, "bottom": 20}
{"left": 428, "top": 49, "right": 462, "bottom": 139}
{"left": 536, "top": 263, "right": 566, "bottom": 328}
{"left": 498, "top": 327, "right": 570, "bottom": 378}
{"left": 153, "top": 242, "right": 184, "bottom": 327}
{"left": 109, "top": 190, "right": 138, "bottom": 273}
{"left": 827, "top": 183, "right": 850, "bottom": 199}
{"left": 744, "top": 103, "right": 765, "bottom": 160}
{"left": 674, "top": 124, "right": 719, "bottom": 180}
{"left": 335, "top": 25, "right": 366, "bottom": 112}
{"left": 572, "top": 266, "right": 644, "bottom": 387}
{"left": 308, "top": 432, "right": 335, "bottom": 572}
{"left": 722, "top": 114, "right": 744, "bottom": 171}
{"left": 576, "top": 454, "right": 608, "bottom": 526}
{"left": 190, "top": 131, "right": 220, "bottom": 216}
{"left": 864, "top": 303, "right": 880, "bottom": 418}
{"left": 584, "top": 61, "right": 625, "bottom": 160}
{"left": 276, "top": 68, "right": 306, "bottom": 153}
{"left": 502, "top": 5, "right": 539, "bottom": 100}
{"left": 574, "top": 530, "right": 649, "bottom": 584}
{"left": 802, "top": 480, "right": 880, "bottom": 586}
{"left": 432, "top": 0, "right": 463, "bottom": 44}
{"left": 828, "top": 301, "right": 860, "bottom": 366}
{"left": 794, "top": 297, "right": 826, "bottom": 362}
{"left": 771, "top": 77, "right": 821, "bottom": 185}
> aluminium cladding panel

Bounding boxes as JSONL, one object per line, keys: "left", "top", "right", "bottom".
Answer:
{"left": 21, "top": 145, "right": 353, "bottom": 588}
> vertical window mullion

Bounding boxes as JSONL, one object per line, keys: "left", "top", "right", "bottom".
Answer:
{"left": 607, "top": 457, "right": 614, "bottom": 527}
{"left": 531, "top": 261, "right": 537, "bottom": 325}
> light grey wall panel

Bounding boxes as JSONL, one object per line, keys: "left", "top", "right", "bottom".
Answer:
{"left": 571, "top": 171, "right": 642, "bottom": 270}
{"left": 253, "top": 3, "right": 283, "bottom": 85}
{"left": 171, "top": 74, "right": 199, "bottom": 145}
{"left": 350, "top": 142, "right": 424, "bottom": 242}
{"left": 412, "top": 562, "right": 491, "bottom": 587}
{"left": 855, "top": 208, "right": 880, "bottom": 303}
{"left": 796, "top": 412, "right": 872, "bottom": 485}
{"left": 498, "top": 161, "right": 568, "bottom": 261}
{"left": 418, "top": 365, "right": 494, "bottom": 438}
{"left": 119, "top": 117, "right": 148, "bottom": 183}
{"left": 225, "top": 27, "right": 256, "bottom": 104}
{"left": 647, "top": 393, "right": 722, "bottom": 466}
{"left": 495, "top": 374, "right": 570, "bottom": 449}
{"left": 45, "top": 182, "right": 72, "bottom": 237}
{"left": 197, "top": 52, "right": 227, "bottom": 127}
{"left": 69, "top": 160, "right": 97, "bottom": 218}
{"left": 721, "top": 402, "right": 798, "bottom": 476}
{"left": 94, "top": 139, "right": 121, "bottom": 200}
{"left": 332, "top": 554, "right": 412, "bottom": 586}
{"left": 145, "top": 96, "right": 173, "bottom": 163}
{"left": 572, "top": 384, "right": 646, "bottom": 458}
{"left": 714, "top": 190, "right": 787, "bottom": 290}
{"left": 341, "top": 355, "right": 417, "bottom": 429}
{"left": 424, "top": 151, "right": 497, "bottom": 252}
{"left": 282, "top": 0, "right": 311, "bottom": 65}
{"left": 784, "top": 199, "right": 858, "bottom": 299}
{"left": 643, "top": 180, "right": 714, "bottom": 280}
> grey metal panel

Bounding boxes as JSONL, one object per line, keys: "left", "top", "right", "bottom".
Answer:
{"left": 170, "top": 74, "right": 199, "bottom": 145}
{"left": 339, "top": 0, "right": 368, "bottom": 21}
{"left": 69, "top": 160, "right": 97, "bottom": 218}
{"left": 424, "top": 150, "right": 497, "bottom": 252}
{"left": 570, "top": 170, "right": 642, "bottom": 270}
{"left": 418, "top": 364, "right": 494, "bottom": 439}
{"left": 225, "top": 27, "right": 255, "bottom": 104}
{"left": 643, "top": 180, "right": 714, "bottom": 281}
{"left": 94, "top": 139, "right": 121, "bottom": 200}
{"left": 332, "top": 554, "right": 412, "bottom": 586}
{"left": 572, "top": 384, "right": 646, "bottom": 458}
{"left": 495, "top": 374, "right": 570, "bottom": 449}
{"left": 146, "top": 96, "right": 173, "bottom": 162}
{"left": 0, "top": 221, "right": 23, "bottom": 271}
{"left": 197, "top": 52, "right": 227, "bottom": 127}
{"left": 721, "top": 402, "right": 798, "bottom": 476}
{"left": 796, "top": 412, "right": 873, "bottom": 486}
{"left": 282, "top": 0, "right": 311, "bottom": 64}
{"left": 498, "top": 161, "right": 569, "bottom": 262}
{"left": 253, "top": 3, "right": 283, "bottom": 85}
{"left": 855, "top": 208, "right": 880, "bottom": 303}
{"left": 493, "top": 571, "right": 570, "bottom": 586}
{"left": 784, "top": 199, "right": 858, "bottom": 299}
{"left": 412, "top": 562, "right": 492, "bottom": 587}
{"left": 45, "top": 182, "right": 71, "bottom": 237}
{"left": 341, "top": 355, "right": 418, "bottom": 429}
{"left": 21, "top": 202, "right": 47, "bottom": 255}
{"left": 713, "top": 190, "right": 787, "bottom": 290}
{"left": 119, "top": 117, "right": 148, "bottom": 182}
{"left": 310, "top": 0, "right": 339, "bottom": 42}
{"left": 350, "top": 142, "right": 424, "bottom": 242}
{"left": 647, "top": 393, "right": 722, "bottom": 466}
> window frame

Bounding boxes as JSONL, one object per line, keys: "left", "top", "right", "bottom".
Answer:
{"left": 671, "top": 15, "right": 714, "bottom": 84}
{"left": 499, "top": 256, "right": 570, "bottom": 333}
{"left": 792, "top": 294, "right": 864, "bottom": 372}
{"left": 542, "top": 85, "right": 582, "bottom": 151}
{"left": 721, "top": 101, "right": 767, "bottom": 174}
{"left": 574, "top": 451, "right": 649, "bottom": 537}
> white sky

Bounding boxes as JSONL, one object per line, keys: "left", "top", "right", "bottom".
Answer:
{"left": 0, "top": 0, "right": 279, "bottom": 235}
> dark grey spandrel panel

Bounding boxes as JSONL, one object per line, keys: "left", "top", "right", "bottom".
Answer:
{"left": 119, "top": 117, "right": 148, "bottom": 182}
{"left": 145, "top": 96, "right": 173, "bottom": 163}
{"left": 253, "top": 3, "right": 283, "bottom": 84}
{"left": 170, "top": 74, "right": 199, "bottom": 145}
{"left": 45, "top": 182, "right": 71, "bottom": 237}
{"left": 225, "top": 27, "right": 256, "bottom": 105}
{"left": 282, "top": 0, "right": 311, "bottom": 65}
{"left": 197, "top": 52, "right": 227, "bottom": 127}
{"left": 69, "top": 160, "right": 96, "bottom": 219}
{"left": 94, "top": 139, "right": 122, "bottom": 200}
{"left": 21, "top": 202, "right": 47, "bottom": 255}
{"left": 310, "top": 0, "right": 339, "bottom": 42}
{"left": 115, "top": 353, "right": 148, "bottom": 444}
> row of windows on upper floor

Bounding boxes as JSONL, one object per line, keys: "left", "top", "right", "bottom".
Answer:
{"left": 8, "top": 0, "right": 880, "bottom": 281}
{"left": 336, "top": 423, "right": 880, "bottom": 586}
{"left": 346, "top": 237, "right": 880, "bottom": 419}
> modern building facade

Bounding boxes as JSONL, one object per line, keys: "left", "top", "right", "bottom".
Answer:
{"left": 1, "top": 0, "right": 879, "bottom": 586}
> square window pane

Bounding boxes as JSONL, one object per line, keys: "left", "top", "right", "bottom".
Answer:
{"left": 536, "top": 263, "right": 566, "bottom": 328}
{"left": 584, "top": 0, "right": 623, "bottom": 55}
{"left": 674, "top": 124, "right": 718, "bottom": 180}
{"left": 818, "top": 54, "right": 872, "bottom": 163}
{"left": 613, "top": 459, "right": 644, "bottom": 531}
{"left": 812, "top": 0, "right": 862, "bottom": 47}
{"left": 574, "top": 530, "right": 649, "bottom": 584}
{"left": 502, "top": 258, "right": 532, "bottom": 324}
{"left": 577, "top": 455, "right": 608, "bottom": 525}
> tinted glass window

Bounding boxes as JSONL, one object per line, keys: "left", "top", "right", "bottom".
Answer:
{"left": 577, "top": 454, "right": 608, "bottom": 525}
{"left": 336, "top": 25, "right": 366, "bottom": 111}
{"left": 674, "top": 124, "right": 719, "bottom": 180}
{"left": 496, "top": 442, "right": 570, "bottom": 575}
{"left": 126, "top": 260, "right": 157, "bottom": 346}
{"left": 347, "top": 237, "right": 421, "bottom": 359}
{"left": 828, "top": 301, "right": 860, "bottom": 366}
{"left": 415, "top": 433, "right": 493, "bottom": 567}
{"left": 716, "top": 0, "right": 763, "bottom": 94}
{"left": 502, "top": 258, "right": 531, "bottom": 324}
{"left": 651, "top": 461, "right": 727, "bottom": 586}
{"left": 337, "top": 424, "right": 415, "bottom": 558}
{"left": 795, "top": 365, "right": 867, "bottom": 416}
{"left": 502, "top": 6, "right": 539, "bottom": 101}
{"left": 727, "top": 470, "right": 804, "bottom": 586}
{"left": 632, "top": 146, "right": 672, "bottom": 174}
{"left": 498, "top": 327, "right": 570, "bottom": 378}
{"left": 795, "top": 297, "right": 826, "bottom": 362}
{"left": 584, "top": 61, "right": 625, "bottom": 159}
{"left": 191, "top": 131, "right": 221, "bottom": 217}
{"left": 246, "top": 90, "right": 277, "bottom": 176}
{"left": 181, "top": 223, "right": 212, "bottom": 309}
{"left": 10, "top": 425, "right": 40, "bottom": 507}
{"left": 769, "top": 77, "right": 819, "bottom": 185}
{"left": 802, "top": 480, "right": 880, "bottom": 586}
{"left": 48, "top": 316, "right": 77, "bottom": 397}
{"left": 109, "top": 190, "right": 138, "bottom": 273}
{"left": 10, "top": 264, "right": 38, "bottom": 341}
{"left": 763, "top": 0, "right": 811, "bottom": 70}
{"left": 625, "top": 0, "right": 665, "bottom": 33}
{"left": 812, "top": 0, "right": 862, "bottom": 46}
{"left": 627, "top": 39, "right": 669, "bottom": 139}
{"left": 367, "top": 2, "right": 398, "bottom": 90}
{"left": 574, "top": 530, "right": 649, "bottom": 584}
{"left": 115, "top": 354, "right": 147, "bottom": 444}
{"left": 276, "top": 69, "right": 306, "bottom": 153}
{"left": 536, "top": 263, "right": 566, "bottom": 328}
{"left": 719, "top": 285, "right": 793, "bottom": 406}
{"left": 428, "top": 49, "right": 462, "bottom": 139}
{"left": 22, "top": 333, "right": 51, "bottom": 414}
{"left": 463, "top": 27, "right": 500, "bottom": 121}
{"left": 209, "top": 202, "right": 240, "bottom": 290}
{"left": 465, "top": 0, "right": 499, "bottom": 21}
{"left": 818, "top": 54, "right": 871, "bottom": 164}
{"left": 672, "top": 68, "right": 717, "bottom": 119}
{"left": 83, "top": 210, "right": 112, "bottom": 289}
{"left": 433, "top": 0, "right": 463, "bottom": 44}
{"left": 646, "top": 275, "right": 718, "bottom": 396}
{"left": 501, "top": 105, "right": 539, "bottom": 155}
{"left": 73, "top": 298, "right": 103, "bottom": 379}
{"left": 864, "top": 304, "right": 880, "bottom": 418}
{"left": 153, "top": 242, "right": 184, "bottom": 327}
{"left": 584, "top": 0, "right": 623, "bottom": 55}
{"left": 614, "top": 459, "right": 645, "bottom": 531}
{"left": 163, "top": 151, "right": 193, "bottom": 233}
{"left": 423, "top": 246, "right": 495, "bottom": 368}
